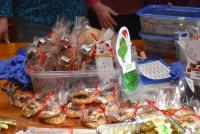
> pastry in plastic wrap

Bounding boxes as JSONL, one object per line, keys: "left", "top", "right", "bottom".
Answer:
{"left": 21, "top": 99, "right": 42, "bottom": 118}
{"left": 78, "top": 26, "right": 100, "bottom": 45}
{"left": 38, "top": 97, "right": 61, "bottom": 119}
{"left": 80, "top": 105, "right": 107, "bottom": 128}
{"left": 36, "top": 94, "right": 67, "bottom": 125}
{"left": 13, "top": 92, "right": 33, "bottom": 108}
{"left": 57, "top": 46, "right": 82, "bottom": 71}
{"left": 41, "top": 113, "right": 66, "bottom": 125}
{"left": 63, "top": 102, "right": 81, "bottom": 119}
{"left": 107, "top": 101, "right": 135, "bottom": 123}
{"left": 71, "top": 89, "right": 97, "bottom": 105}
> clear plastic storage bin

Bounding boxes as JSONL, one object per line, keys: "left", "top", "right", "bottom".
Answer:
{"left": 26, "top": 69, "right": 120, "bottom": 98}
{"left": 139, "top": 32, "right": 176, "bottom": 58}
{"left": 137, "top": 5, "right": 200, "bottom": 36}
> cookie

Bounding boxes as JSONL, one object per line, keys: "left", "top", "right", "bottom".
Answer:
{"left": 38, "top": 107, "right": 61, "bottom": 119}
{"left": 21, "top": 100, "right": 42, "bottom": 118}
{"left": 13, "top": 92, "right": 33, "bottom": 108}
{"left": 41, "top": 113, "right": 66, "bottom": 125}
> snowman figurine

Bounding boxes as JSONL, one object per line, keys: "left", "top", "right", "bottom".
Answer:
{"left": 95, "top": 40, "right": 114, "bottom": 71}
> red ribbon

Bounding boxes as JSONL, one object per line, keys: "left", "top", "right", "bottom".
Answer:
{"left": 133, "top": 102, "right": 144, "bottom": 117}
{"left": 49, "top": 31, "right": 55, "bottom": 38}
{"left": 145, "top": 99, "right": 192, "bottom": 122}
{"left": 38, "top": 46, "right": 43, "bottom": 65}
{"left": 61, "top": 105, "right": 69, "bottom": 116}
{"left": 184, "top": 113, "right": 200, "bottom": 120}
{"left": 80, "top": 104, "right": 88, "bottom": 120}
{"left": 53, "top": 35, "right": 62, "bottom": 48}
{"left": 70, "top": 46, "right": 75, "bottom": 65}
{"left": 63, "top": 40, "right": 75, "bottom": 66}
{"left": 112, "top": 83, "right": 118, "bottom": 98}
{"left": 82, "top": 56, "right": 92, "bottom": 62}
{"left": 95, "top": 86, "right": 100, "bottom": 96}
{"left": 39, "top": 92, "right": 54, "bottom": 112}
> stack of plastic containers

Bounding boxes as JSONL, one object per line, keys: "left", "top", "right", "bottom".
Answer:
{"left": 137, "top": 5, "right": 200, "bottom": 58}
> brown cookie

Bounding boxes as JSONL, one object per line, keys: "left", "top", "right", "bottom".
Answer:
{"left": 65, "top": 108, "right": 80, "bottom": 119}
{"left": 71, "top": 91, "right": 93, "bottom": 105}
{"left": 38, "top": 106, "right": 61, "bottom": 119}
{"left": 21, "top": 100, "right": 42, "bottom": 118}
{"left": 41, "top": 113, "right": 66, "bottom": 125}
{"left": 13, "top": 92, "right": 33, "bottom": 108}
{"left": 82, "top": 118, "right": 107, "bottom": 128}
{"left": 80, "top": 107, "right": 107, "bottom": 128}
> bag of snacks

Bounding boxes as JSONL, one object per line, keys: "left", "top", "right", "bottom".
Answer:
{"left": 80, "top": 104, "right": 107, "bottom": 128}
{"left": 38, "top": 93, "right": 66, "bottom": 125}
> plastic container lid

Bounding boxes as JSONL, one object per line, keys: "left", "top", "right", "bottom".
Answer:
{"left": 137, "top": 5, "right": 200, "bottom": 20}
{"left": 139, "top": 32, "right": 175, "bottom": 41}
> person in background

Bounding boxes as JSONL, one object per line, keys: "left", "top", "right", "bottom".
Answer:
{"left": 0, "top": 0, "right": 87, "bottom": 43}
{"left": 86, "top": 0, "right": 145, "bottom": 39}
{"left": 87, "top": 0, "right": 200, "bottom": 40}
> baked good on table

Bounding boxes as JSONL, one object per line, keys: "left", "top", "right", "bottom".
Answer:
{"left": 13, "top": 91, "right": 33, "bottom": 108}
{"left": 78, "top": 26, "right": 100, "bottom": 45}
{"left": 40, "top": 113, "right": 66, "bottom": 125}
{"left": 62, "top": 102, "right": 81, "bottom": 119}
{"left": 81, "top": 108, "right": 107, "bottom": 128}
{"left": 38, "top": 104, "right": 61, "bottom": 119}
{"left": 57, "top": 46, "right": 82, "bottom": 71}
{"left": 71, "top": 90, "right": 95, "bottom": 105}
{"left": 21, "top": 99, "right": 42, "bottom": 118}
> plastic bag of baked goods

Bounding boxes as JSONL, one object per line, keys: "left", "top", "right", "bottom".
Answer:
{"left": 182, "top": 100, "right": 200, "bottom": 133}
{"left": 70, "top": 16, "right": 89, "bottom": 46}
{"left": 21, "top": 92, "right": 54, "bottom": 118}
{"left": 20, "top": 91, "right": 67, "bottom": 125}
{"left": 78, "top": 27, "right": 117, "bottom": 71}
{"left": 143, "top": 82, "right": 200, "bottom": 129}
{"left": 176, "top": 27, "right": 200, "bottom": 98}
{"left": 68, "top": 82, "right": 101, "bottom": 106}
{"left": 106, "top": 100, "right": 136, "bottom": 124}
{"left": 26, "top": 18, "right": 73, "bottom": 72}
{"left": 80, "top": 104, "right": 107, "bottom": 128}
{"left": 38, "top": 92, "right": 66, "bottom": 125}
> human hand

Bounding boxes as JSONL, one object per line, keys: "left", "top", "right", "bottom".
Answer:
{"left": 0, "top": 17, "right": 10, "bottom": 43}
{"left": 92, "top": 2, "right": 118, "bottom": 29}
{"left": 167, "top": 2, "right": 173, "bottom": 6}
